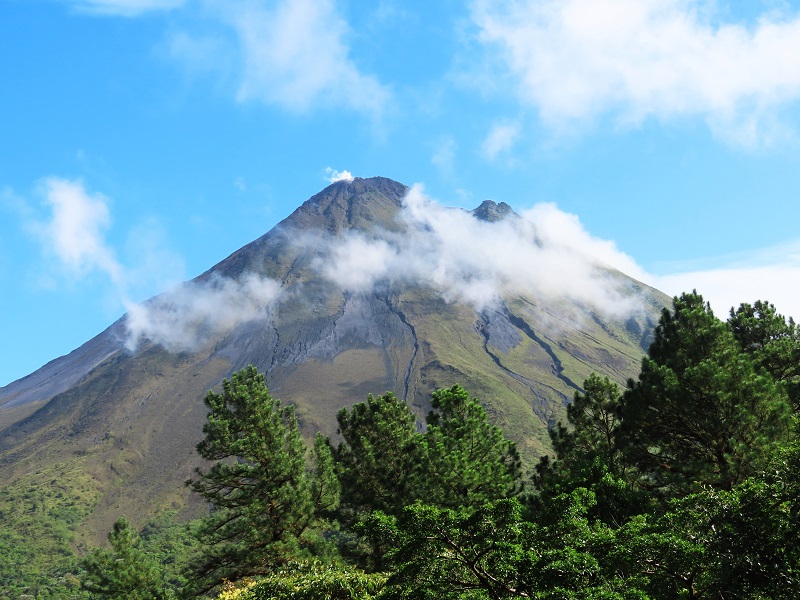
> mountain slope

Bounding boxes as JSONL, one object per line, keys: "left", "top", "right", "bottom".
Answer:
{"left": 0, "top": 176, "right": 668, "bottom": 546}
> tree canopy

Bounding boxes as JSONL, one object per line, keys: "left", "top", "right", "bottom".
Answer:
{"left": 76, "top": 291, "right": 800, "bottom": 599}
{"left": 80, "top": 516, "right": 165, "bottom": 600}
{"left": 619, "top": 291, "right": 792, "bottom": 495}
{"left": 334, "top": 391, "right": 422, "bottom": 519}
{"left": 730, "top": 299, "right": 800, "bottom": 412}
{"left": 420, "top": 384, "right": 522, "bottom": 509}
{"left": 186, "top": 366, "right": 324, "bottom": 593}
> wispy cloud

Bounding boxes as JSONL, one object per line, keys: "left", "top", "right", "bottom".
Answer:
{"left": 482, "top": 121, "right": 521, "bottom": 161}
{"left": 80, "top": 0, "right": 391, "bottom": 119}
{"left": 165, "top": 30, "right": 234, "bottom": 78}
{"left": 209, "top": 0, "right": 391, "bottom": 118}
{"left": 310, "top": 183, "right": 800, "bottom": 322}
{"left": 33, "top": 178, "right": 124, "bottom": 284}
{"left": 470, "top": 0, "right": 800, "bottom": 144}
{"left": 26, "top": 177, "right": 283, "bottom": 352}
{"left": 68, "top": 0, "right": 186, "bottom": 17}
{"left": 124, "top": 272, "right": 282, "bottom": 351}
{"left": 27, "top": 178, "right": 800, "bottom": 357}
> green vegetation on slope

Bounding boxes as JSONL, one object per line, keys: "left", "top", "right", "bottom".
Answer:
{"left": 0, "top": 458, "right": 102, "bottom": 598}
{"left": 3, "top": 290, "right": 799, "bottom": 599}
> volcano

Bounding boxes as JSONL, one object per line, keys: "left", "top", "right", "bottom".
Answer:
{"left": 0, "top": 176, "right": 668, "bottom": 546}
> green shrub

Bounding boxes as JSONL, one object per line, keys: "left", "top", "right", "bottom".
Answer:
{"left": 218, "top": 564, "right": 387, "bottom": 600}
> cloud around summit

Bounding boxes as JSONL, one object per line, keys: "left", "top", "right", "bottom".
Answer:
{"left": 312, "top": 184, "right": 800, "bottom": 322}
{"left": 315, "top": 184, "right": 648, "bottom": 317}
{"left": 30, "top": 178, "right": 652, "bottom": 352}
{"left": 325, "top": 168, "right": 355, "bottom": 183}
{"left": 124, "top": 273, "right": 282, "bottom": 352}
{"left": 23, "top": 177, "right": 800, "bottom": 356}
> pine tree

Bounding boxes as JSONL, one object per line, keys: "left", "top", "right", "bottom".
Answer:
{"left": 334, "top": 392, "right": 422, "bottom": 518}
{"left": 729, "top": 299, "right": 800, "bottom": 413}
{"left": 549, "top": 373, "right": 623, "bottom": 471}
{"left": 186, "top": 366, "right": 314, "bottom": 593}
{"left": 533, "top": 374, "right": 646, "bottom": 526}
{"left": 309, "top": 432, "right": 341, "bottom": 518}
{"left": 420, "top": 384, "right": 522, "bottom": 509}
{"left": 620, "top": 292, "right": 791, "bottom": 495}
{"left": 81, "top": 516, "right": 165, "bottom": 599}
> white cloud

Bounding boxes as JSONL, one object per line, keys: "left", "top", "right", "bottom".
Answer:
{"left": 312, "top": 185, "right": 800, "bottom": 323}
{"left": 210, "top": 0, "right": 391, "bottom": 118}
{"left": 482, "top": 121, "right": 521, "bottom": 160}
{"left": 124, "top": 272, "right": 283, "bottom": 351}
{"left": 72, "top": 0, "right": 390, "bottom": 117}
{"left": 35, "top": 178, "right": 124, "bottom": 284}
{"left": 652, "top": 241, "right": 800, "bottom": 320}
{"left": 27, "top": 177, "right": 282, "bottom": 352}
{"left": 313, "top": 184, "right": 645, "bottom": 316}
{"left": 321, "top": 236, "right": 397, "bottom": 291}
{"left": 68, "top": 0, "right": 186, "bottom": 17}
{"left": 470, "top": 0, "right": 800, "bottom": 143}
{"left": 325, "top": 168, "right": 355, "bottom": 183}
{"left": 31, "top": 179, "right": 187, "bottom": 303}
{"left": 521, "top": 202, "right": 648, "bottom": 282}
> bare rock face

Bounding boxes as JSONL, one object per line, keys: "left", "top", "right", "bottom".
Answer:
{"left": 0, "top": 176, "right": 668, "bottom": 541}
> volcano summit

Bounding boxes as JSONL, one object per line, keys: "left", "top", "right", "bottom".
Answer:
{"left": 0, "top": 176, "right": 667, "bottom": 541}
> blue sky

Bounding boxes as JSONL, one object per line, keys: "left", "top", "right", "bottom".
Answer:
{"left": 3, "top": 0, "right": 800, "bottom": 386}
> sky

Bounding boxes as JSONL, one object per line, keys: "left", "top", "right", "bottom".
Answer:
{"left": 3, "top": 0, "right": 800, "bottom": 387}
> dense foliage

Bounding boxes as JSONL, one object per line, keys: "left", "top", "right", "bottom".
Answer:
{"left": 185, "top": 366, "right": 339, "bottom": 594}
{"left": 419, "top": 385, "right": 522, "bottom": 509}
{"left": 8, "top": 290, "right": 798, "bottom": 599}
{"left": 334, "top": 385, "right": 521, "bottom": 518}
{"left": 619, "top": 292, "right": 792, "bottom": 495}
{"left": 334, "top": 391, "right": 421, "bottom": 518}
{"left": 0, "top": 460, "right": 100, "bottom": 599}
{"left": 81, "top": 517, "right": 166, "bottom": 599}
{"left": 216, "top": 564, "right": 387, "bottom": 600}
